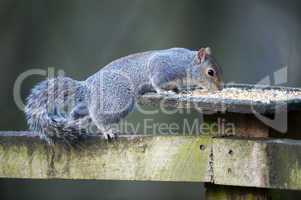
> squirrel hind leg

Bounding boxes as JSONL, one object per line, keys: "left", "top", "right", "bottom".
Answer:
{"left": 70, "top": 103, "right": 89, "bottom": 120}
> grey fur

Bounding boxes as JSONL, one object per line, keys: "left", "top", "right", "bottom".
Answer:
{"left": 25, "top": 47, "right": 223, "bottom": 144}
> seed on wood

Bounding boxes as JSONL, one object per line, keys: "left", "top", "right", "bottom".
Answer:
{"left": 181, "top": 87, "right": 301, "bottom": 104}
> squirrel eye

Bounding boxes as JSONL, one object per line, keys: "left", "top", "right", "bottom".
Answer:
{"left": 207, "top": 68, "right": 215, "bottom": 77}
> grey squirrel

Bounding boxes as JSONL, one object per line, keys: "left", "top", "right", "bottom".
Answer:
{"left": 25, "top": 47, "right": 223, "bottom": 144}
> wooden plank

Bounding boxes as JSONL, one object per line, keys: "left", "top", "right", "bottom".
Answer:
{"left": 0, "top": 132, "right": 211, "bottom": 182}
{"left": 2, "top": 132, "right": 301, "bottom": 191}
{"left": 212, "top": 138, "right": 301, "bottom": 190}
{"left": 212, "top": 138, "right": 269, "bottom": 188}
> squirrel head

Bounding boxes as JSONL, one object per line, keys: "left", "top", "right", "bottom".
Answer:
{"left": 192, "top": 47, "right": 223, "bottom": 91}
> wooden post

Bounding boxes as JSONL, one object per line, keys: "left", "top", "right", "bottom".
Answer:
{"left": 203, "top": 114, "right": 270, "bottom": 199}
{"left": 205, "top": 184, "right": 269, "bottom": 200}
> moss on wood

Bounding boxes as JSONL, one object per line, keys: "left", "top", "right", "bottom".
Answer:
{"left": 0, "top": 133, "right": 211, "bottom": 182}
{"left": 1, "top": 132, "right": 301, "bottom": 191}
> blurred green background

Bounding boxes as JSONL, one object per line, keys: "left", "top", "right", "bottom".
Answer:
{"left": 1, "top": 0, "right": 301, "bottom": 199}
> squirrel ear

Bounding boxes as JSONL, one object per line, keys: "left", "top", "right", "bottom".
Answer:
{"left": 197, "top": 48, "right": 206, "bottom": 63}
{"left": 205, "top": 47, "right": 212, "bottom": 55}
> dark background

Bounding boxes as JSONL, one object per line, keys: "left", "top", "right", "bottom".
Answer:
{"left": 0, "top": 0, "right": 301, "bottom": 199}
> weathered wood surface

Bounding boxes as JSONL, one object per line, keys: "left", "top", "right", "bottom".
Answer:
{"left": 1, "top": 132, "right": 301, "bottom": 191}
{"left": 139, "top": 84, "right": 301, "bottom": 115}
{"left": 211, "top": 138, "right": 301, "bottom": 190}
{"left": 0, "top": 132, "right": 211, "bottom": 182}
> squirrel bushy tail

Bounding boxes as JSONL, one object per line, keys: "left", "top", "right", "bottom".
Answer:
{"left": 25, "top": 76, "right": 89, "bottom": 144}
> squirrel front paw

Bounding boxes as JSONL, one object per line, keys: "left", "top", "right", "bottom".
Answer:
{"left": 103, "top": 132, "right": 117, "bottom": 140}
{"left": 155, "top": 89, "right": 177, "bottom": 95}
{"left": 102, "top": 130, "right": 118, "bottom": 141}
